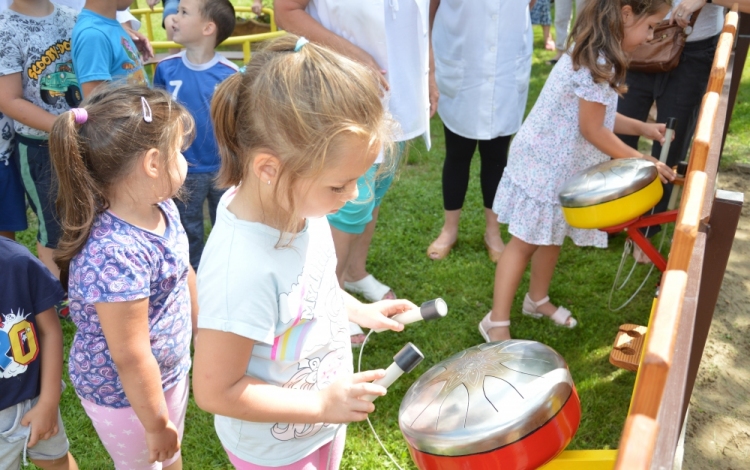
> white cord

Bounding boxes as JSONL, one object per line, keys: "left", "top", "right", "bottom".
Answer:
{"left": 608, "top": 223, "right": 670, "bottom": 311}
{"left": 357, "top": 330, "right": 406, "bottom": 470}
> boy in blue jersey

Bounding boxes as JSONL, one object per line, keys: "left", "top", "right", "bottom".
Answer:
{"left": 0, "top": 238, "right": 78, "bottom": 469}
{"left": 153, "top": 0, "right": 237, "bottom": 269}
{"left": 72, "top": 0, "right": 150, "bottom": 98}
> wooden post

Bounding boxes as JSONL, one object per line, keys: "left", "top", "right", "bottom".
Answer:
{"left": 680, "top": 190, "right": 744, "bottom": 426}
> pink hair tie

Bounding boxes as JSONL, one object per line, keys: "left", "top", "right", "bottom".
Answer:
{"left": 71, "top": 108, "right": 88, "bottom": 125}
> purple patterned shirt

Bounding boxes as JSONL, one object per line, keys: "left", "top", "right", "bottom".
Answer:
{"left": 67, "top": 200, "right": 192, "bottom": 408}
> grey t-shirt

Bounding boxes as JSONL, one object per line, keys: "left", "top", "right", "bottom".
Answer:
{"left": 0, "top": 4, "right": 79, "bottom": 137}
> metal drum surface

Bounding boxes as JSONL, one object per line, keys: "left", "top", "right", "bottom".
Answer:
{"left": 558, "top": 159, "right": 663, "bottom": 229}
{"left": 399, "top": 340, "right": 580, "bottom": 470}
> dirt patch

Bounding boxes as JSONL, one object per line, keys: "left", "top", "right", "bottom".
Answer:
{"left": 684, "top": 168, "right": 750, "bottom": 469}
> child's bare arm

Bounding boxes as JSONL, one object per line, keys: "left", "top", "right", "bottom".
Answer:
{"left": 193, "top": 329, "right": 387, "bottom": 424}
{"left": 0, "top": 73, "right": 57, "bottom": 133}
{"left": 188, "top": 266, "right": 198, "bottom": 337}
{"left": 579, "top": 98, "right": 675, "bottom": 182}
{"left": 82, "top": 81, "right": 105, "bottom": 99}
{"left": 20, "top": 307, "right": 62, "bottom": 448}
{"left": 96, "top": 298, "right": 180, "bottom": 464}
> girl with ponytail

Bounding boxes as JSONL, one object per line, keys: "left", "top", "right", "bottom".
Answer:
{"left": 479, "top": 0, "right": 678, "bottom": 343}
{"left": 192, "top": 35, "right": 416, "bottom": 468}
{"left": 50, "top": 83, "right": 196, "bottom": 469}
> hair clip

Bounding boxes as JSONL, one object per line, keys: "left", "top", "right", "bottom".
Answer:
{"left": 141, "top": 96, "right": 153, "bottom": 123}
{"left": 239, "top": 65, "right": 247, "bottom": 74}
{"left": 294, "top": 37, "right": 309, "bottom": 52}
{"left": 71, "top": 108, "right": 88, "bottom": 125}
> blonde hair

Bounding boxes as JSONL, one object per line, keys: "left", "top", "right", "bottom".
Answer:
{"left": 50, "top": 83, "right": 194, "bottom": 280}
{"left": 212, "top": 35, "right": 395, "bottom": 237}
{"left": 569, "top": 0, "right": 672, "bottom": 94}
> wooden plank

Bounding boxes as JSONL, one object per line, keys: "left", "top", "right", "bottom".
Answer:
{"left": 707, "top": 32, "right": 734, "bottom": 94}
{"left": 630, "top": 271, "right": 688, "bottom": 418}
{"left": 614, "top": 415, "right": 659, "bottom": 470}
{"left": 686, "top": 92, "right": 719, "bottom": 174}
{"left": 722, "top": 7, "right": 739, "bottom": 34}
{"left": 649, "top": 29, "right": 735, "bottom": 470}
{"left": 666, "top": 171, "right": 708, "bottom": 272}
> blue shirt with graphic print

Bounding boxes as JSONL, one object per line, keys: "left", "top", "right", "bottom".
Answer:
{"left": 71, "top": 9, "right": 148, "bottom": 95}
{"left": 0, "top": 238, "right": 65, "bottom": 410}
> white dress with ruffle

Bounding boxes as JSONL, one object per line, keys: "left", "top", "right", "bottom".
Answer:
{"left": 493, "top": 53, "right": 617, "bottom": 248}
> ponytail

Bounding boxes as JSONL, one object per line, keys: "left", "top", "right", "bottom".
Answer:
{"left": 50, "top": 110, "right": 104, "bottom": 280}
{"left": 212, "top": 72, "right": 247, "bottom": 188}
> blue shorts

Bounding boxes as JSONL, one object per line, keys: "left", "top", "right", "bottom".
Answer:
{"left": 327, "top": 142, "right": 404, "bottom": 234}
{"left": 14, "top": 136, "right": 62, "bottom": 248}
{"left": 0, "top": 395, "right": 70, "bottom": 469}
{"left": 0, "top": 155, "right": 28, "bottom": 233}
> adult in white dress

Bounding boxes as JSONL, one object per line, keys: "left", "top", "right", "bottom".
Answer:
{"left": 427, "top": 0, "right": 533, "bottom": 262}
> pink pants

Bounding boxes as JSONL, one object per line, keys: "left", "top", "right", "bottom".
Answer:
{"left": 225, "top": 429, "right": 346, "bottom": 470}
{"left": 80, "top": 376, "right": 189, "bottom": 470}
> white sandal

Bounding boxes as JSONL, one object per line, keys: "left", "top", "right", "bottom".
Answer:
{"left": 522, "top": 293, "right": 577, "bottom": 329}
{"left": 478, "top": 311, "right": 511, "bottom": 343}
{"left": 344, "top": 274, "right": 394, "bottom": 302}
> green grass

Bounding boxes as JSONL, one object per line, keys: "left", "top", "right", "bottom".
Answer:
{"left": 15, "top": 13, "right": 750, "bottom": 469}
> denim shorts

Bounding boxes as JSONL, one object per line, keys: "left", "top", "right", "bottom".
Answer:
{"left": 0, "top": 395, "right": 69, "bottom": 469}
{"left": 0, "top": 156, "right": 28, "bottom": 232}
{"left": 13, "top": 135, "right": 62, "bottom": 248}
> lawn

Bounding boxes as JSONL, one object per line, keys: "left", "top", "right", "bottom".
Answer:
{"left": 14, "top": 3, "right": 749, "bottom": 468}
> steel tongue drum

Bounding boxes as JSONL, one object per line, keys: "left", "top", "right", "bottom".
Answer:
{"left": 558, "top": 158, "right": 663, "bottom": 229}
{"left": 398, "top": 340, "right": 581, "bottom": 470}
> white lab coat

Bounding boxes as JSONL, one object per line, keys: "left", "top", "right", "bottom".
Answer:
{"left": 306, "top": 0, "right": 431, "bottom": 148}
{"left": 433, "top": 0, "right": 533, "bottom": 140}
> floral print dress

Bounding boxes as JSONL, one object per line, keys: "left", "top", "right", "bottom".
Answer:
{"left": 493, "top": 53, "right": 617, "bottom": 248}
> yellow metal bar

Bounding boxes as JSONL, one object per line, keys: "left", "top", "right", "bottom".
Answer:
{"left": 148, "top": 31, "right": 286, "bottom": 54}
{"left": 243, "top": 41, "right": 251, "bottom": 64}
{"left": 135, "top": 4, "right": 283, "bottom": 67}
{"left": 539, "top": 450, "right": 618, "bottom": 470}
{"left": 144, "top": 9, "right": 154, "bottom": 44}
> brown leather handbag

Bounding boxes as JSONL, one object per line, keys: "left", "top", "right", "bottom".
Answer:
{"left": 628, "top": 9, "right": 702, "bottom": 73}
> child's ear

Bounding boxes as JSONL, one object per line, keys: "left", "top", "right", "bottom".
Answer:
{"left": 203, "top": 21, "right": 217, "bottom": 38}
{"left": 142, "top": 148, "right": 163, "bottom": 180}
{"left": 621, "top": 5, "right": 634, "bottom": 25}
{"left": 252, "top": 152, "right": 281, "bottom": 185}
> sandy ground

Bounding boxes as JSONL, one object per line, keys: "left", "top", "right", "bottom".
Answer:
{"left": 684, "top": 168, "right": 750, "bottom": 469}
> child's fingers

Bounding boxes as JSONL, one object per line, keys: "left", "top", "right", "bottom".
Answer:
{"left": 350, "top": 369, "right": 386, "bottom": 384}
{"left": 353, "top": 382, "right": 387, "bottom": 400}
{"left": 27, "top": 427, "right": 40, "bottom": 448}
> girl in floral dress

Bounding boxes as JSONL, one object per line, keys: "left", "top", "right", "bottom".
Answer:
{"left": 479, "top": 0, "right": 676, "bottom": 342}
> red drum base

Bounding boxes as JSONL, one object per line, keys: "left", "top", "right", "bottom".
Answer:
{"left": 407, "top": 388, "right": 581, "bottom": 470}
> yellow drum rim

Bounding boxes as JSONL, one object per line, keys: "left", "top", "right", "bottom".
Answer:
{"left": 562, "top": 177, "right": 664, "bottom": 229}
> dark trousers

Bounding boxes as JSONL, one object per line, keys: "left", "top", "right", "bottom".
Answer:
{"left": 616, "top": 34, "right": 718, "bottom": 236}
{"left": 174, "top": 171, "right": 225, "bottom": 269}
{"left": 442, "top": 125, "right": 511, "bottom": 210}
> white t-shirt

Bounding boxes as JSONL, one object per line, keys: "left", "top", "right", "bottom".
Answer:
{"left": 197, "top": 189, "right": 353, "bottom": 466}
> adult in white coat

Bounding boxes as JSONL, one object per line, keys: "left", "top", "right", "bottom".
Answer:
{"left": 275, "top": 0, "right": 438, "bottom": 345}
{"left": 427, "top": 0, "right": 533, "bottom": 262}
